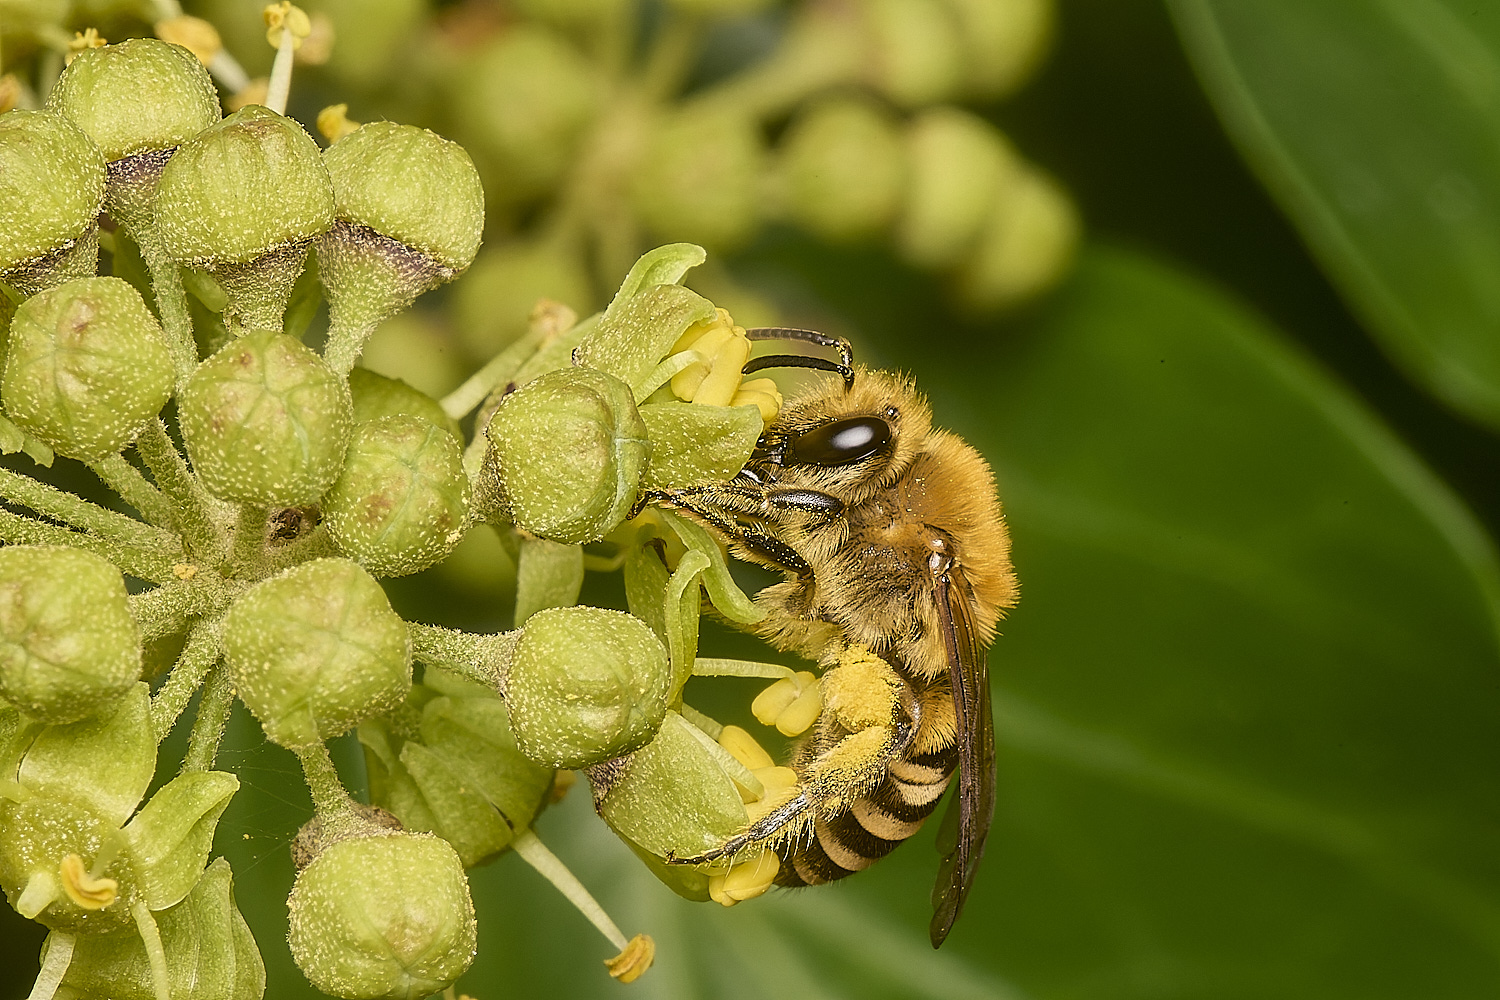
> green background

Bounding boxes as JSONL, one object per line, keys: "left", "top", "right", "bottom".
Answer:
{"left": 9, "top": 1, "right": 1500, "bottom": 997}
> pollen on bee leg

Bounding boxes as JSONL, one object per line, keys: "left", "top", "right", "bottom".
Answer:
{"left": 752, "top": 671, "right": 821, "bottom": 736}
{"left": 824, "top": 646, "right": 901, "bottom": 731}
{"left": 708, "top": 850, "right": 780, "bottom": 907}
{"left": 59, "top": 853, "right": 118, "bottom": 910}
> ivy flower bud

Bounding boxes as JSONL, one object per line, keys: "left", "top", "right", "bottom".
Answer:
{"left": 956, "top": 165, "right": 1080, "bottom": 310}
{"left": 3, "top": 277, "right": 173, "bottom": 462}
{"left": 942, "top": 0, "right": 1052, "bottom": 99}
{"left": 222, "top": 558, "right": 411, "bottom": 749}
{"left": 896, "top": 107, "right": 1017, "bottom": 270}
{"left": 178, "top": 330, "right": 353, "bottom": 506}
{"left": 154, "top": 104, "right": 334, "bottom": 331}
{"left": 287, "top": 832, "right": 475, "bottom": 1000}
{"left": 862, "top": 0, "right": 964, "bottom": 106}
{"left": 778, "top": 96, "right": 905, "bottom": 243}
{"left": 506, "top": 606, "right": 670, "bottom": 768}
{"left": 318, "top": 122, "right": 485, "bottom": 372}
{"left": 0, "top": 109, "right": 105, "bottom": 293}
{"left": 324, "top": 415, "right": 470, "bottom": 578}
{"left": 631, "top": 107, "right": 764, "bottom": 251}
{"left": 478, "top": 367, "right": 649, "bottom": 544}
{"left": 47, "top": 38, "right": 220, "bottom": 231}
{"left": 0, "top": 546, "right": 141, "bottom": 723}
{"left": 457, "top": 26, "right": 599, "bottom": 200}
{"left": 349, "top": 367, "right": 461, "bottom": 439}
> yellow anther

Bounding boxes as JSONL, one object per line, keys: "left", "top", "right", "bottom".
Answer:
{"left": 65, "top": 29, "right": 107, "bottom": 65}
{"left": 549, "top": 768, "right": 577, "bottom": 804}
{"left": 0, "top": 74, "right": 22, "bottom": 114}
{"left": 172, "top": 563, "right": 198, "bottom": 580}
{"left": 317, "top": 103, "right": 361, "bottom": 144}
{"left": 155, "top": 15, "right": 222, "bottom": 64}
{"left": 227, "top": 78, "right": 270, "bottom": 112}
{"left": 708, "top": 851, "right": 779, "bottom": 907}
{"left": 59, "top": 854, "right": 117, "bottom": 910}
{"left": 604, "top": 932, "right": 656, "bottom": 983}
{"left": 670, "top": 308, "right": 753, "bottom": 408}
{"left": 751, "top": 670, "right": 821, "bottom": 736}
{"left": 263, "top": 2, "right": 313, "bottom": 50}
{"left": 719, "top": 724, "right": 774, "bottom": 771}
{"left": 295, "top": 12, "right": 335, "bottom": 65}
{"left": 730, "top": 377, "right": 783, "bottom": 424}
{"left": 745, "top": 765, "right": 799, "bottom": 822}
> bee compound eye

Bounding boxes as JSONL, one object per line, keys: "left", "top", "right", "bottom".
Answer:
{"left": 787, "top": 416, "right": 892, "bottom": 467}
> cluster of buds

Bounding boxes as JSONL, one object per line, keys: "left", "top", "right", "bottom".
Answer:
{"left": 0, "top": 11, "right": 884, "bottom": 997}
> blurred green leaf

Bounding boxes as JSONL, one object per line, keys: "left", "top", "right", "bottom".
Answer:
{"left": 1170, "top": 1, "right": 1500, "bottom": 430}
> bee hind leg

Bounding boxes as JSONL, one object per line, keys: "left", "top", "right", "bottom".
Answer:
{"left": 665, "top": 792, "right": 814, "bottom": 866}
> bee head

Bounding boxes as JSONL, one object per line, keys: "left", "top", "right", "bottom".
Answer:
{"left": 753, "top": 369, "right": 931, "bottom": 500}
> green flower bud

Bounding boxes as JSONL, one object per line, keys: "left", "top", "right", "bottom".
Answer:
{"left": 478, "top": 367, "right": 649, "bottom": 544}
{"left": 318, "top": 123, "right": 485, "bottom": 373}
{"left": 506, "top": 606, "right": 670, "bottom": 768}
{"left": 222, "top": 558, "right": 410, "bottom": 749}
{"left": 324, "top": 415, "right": 470, "bottom": 578}
{"left": 956, "top": 165, "right": 1080, "bottom": 309}
{"left": 287, "top": 832, "right": 475, "bottom": 1000}
{"left": 349, "top": 367, "right": 461, "bottom": 439}
{"left": 324, "top": 122, "right": 483, "bottom": 274}
{"left": 48, "top": 39, "right": 220, "bottom": 163}
{"left": 178, "top": 330, "right": 353, "bottom": 506}
{"left": 55, "top": 857, "right": 265, "bottom": 1000}
{"left": 47, "top": 38, "right": 220, "bottom": 232}
{"left": 942, "top": 0, "right": 1053, "bottom": 99}
{"left": 2, "top": 277, "right": 173, "bottom": 462}
{"left": 777, "top": 96, "right": 905, "bottom": 243}
{"left": 590, "top": 710, "right": 747, "bottom": 864}
{"left": 895, "top": 107, "right": 1017, "bottom": 270}
{"left": 861, "top": 0, "right": 965, "bottom": 106}
{"left": 154, "top": 105, "right": 334, "bottom": 331}
{"left": 631, "top": 107, "right": 764, "bottom": 251}
{"left": 0, "top": 546, "right": 141, "bottom": 723}
{"left": 457, "top": 26, "right": 599, "bottom": 200}
{"left": 452, "top": 240, "right": 591, "bottom": 358}
{"left": 0, "top": 109, "right": 105, "bottom": 293}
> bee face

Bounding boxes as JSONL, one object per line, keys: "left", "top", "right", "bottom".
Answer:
{"left": 753, "top": 383, "right": 926, "bottom": 501}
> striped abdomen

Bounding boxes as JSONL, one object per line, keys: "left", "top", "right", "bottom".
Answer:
{"left": 774, "top": 744, "right": 957, "bottom": 887}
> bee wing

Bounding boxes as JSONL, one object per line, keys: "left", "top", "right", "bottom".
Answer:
{"left": 928, "top": 561, "right": 996, "bottom": 948}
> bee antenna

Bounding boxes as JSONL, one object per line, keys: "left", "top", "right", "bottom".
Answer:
{"left": 742, "top": 327, "right": 855, "bottom": 389}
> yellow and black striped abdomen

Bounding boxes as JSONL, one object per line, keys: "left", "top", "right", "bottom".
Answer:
{"left": 775, "top": 744, "right": 957, "bottom": 887}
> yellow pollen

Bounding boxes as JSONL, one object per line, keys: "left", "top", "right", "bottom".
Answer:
{"left": 708, "top": 851, "right": 780, "bottom": 907}
{"left": 65, "top": 29, "right": 107, "bottom": 65}
{"left": 155, "top": 15, "right": 222, "bottom": 64}
{"left": 59, "top": 854, "right": 117, "bottom": 910}
{"left": 604, "top": 932, "right": 656, "bottom": 983}
{"left": 752, "top": 670, "right": 821, "bottom": 736}
{"left": 263, "top": 3, "right": 313, "bottom": 50}
{"left": 317, "top": 103, "right": 361, "bottom": 144}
